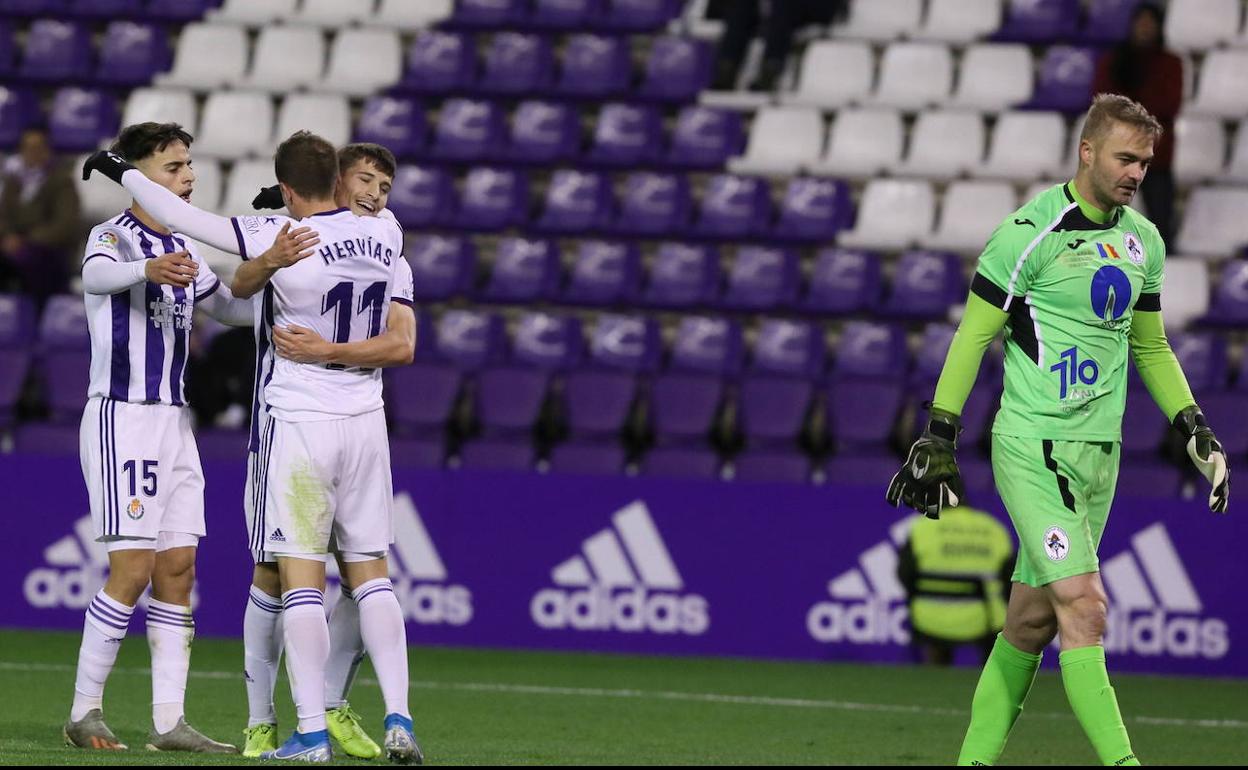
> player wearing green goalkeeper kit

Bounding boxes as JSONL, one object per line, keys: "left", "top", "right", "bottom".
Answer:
{"left": 887, "top": 93, "right": 1231, "bottom": 766}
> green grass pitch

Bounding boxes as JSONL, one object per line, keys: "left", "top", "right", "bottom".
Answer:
{"left": 0, "top": 629, "right": 1244, "bottom": 765}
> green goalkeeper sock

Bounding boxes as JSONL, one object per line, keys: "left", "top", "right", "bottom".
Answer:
{"left": 957, "top": 634, "right": 1042, "bottom": 766}
{"left": 1059, "top": 645, "right": 1139, "bottom": 766}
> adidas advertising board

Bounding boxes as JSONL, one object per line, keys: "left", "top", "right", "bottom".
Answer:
{"left": 2, "top": 454, "right": 1245, "bottom": 677}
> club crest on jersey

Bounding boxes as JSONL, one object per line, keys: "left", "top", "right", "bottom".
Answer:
{"left": 1123, "top": 232, "right": 1145, "bottom": 265}
{"left": 1043, "top": 526, "right": 1070, "bottom": 562}
{"left": 126, "top": 498, "right": 144, "bottom": 520}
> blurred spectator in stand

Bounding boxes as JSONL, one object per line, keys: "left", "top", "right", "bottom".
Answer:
{"left": 185, "top": 322, "right": 255, "bottom": 430}
{"left": 897, "top": 506, "right": 1015, "bottom": 666}
{"left": 0, "top": 126, "right": 81, "bottom": 306}
{"left": 1092, "top": 2, "right": 1181, "bottom": 247}
{"left": 710, "top": 0, "right": 848, "bottom": 92}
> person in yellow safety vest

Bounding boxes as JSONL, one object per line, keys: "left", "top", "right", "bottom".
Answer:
{"left": 897, "top": 506, "right": 1016, "bottom": 665}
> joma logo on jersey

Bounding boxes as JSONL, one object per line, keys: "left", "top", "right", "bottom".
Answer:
{"left": 530, "top": 501, "right": 709, "bottom": 635}
{"left": 807, "top": 519, "right": 912, "bottom": 646}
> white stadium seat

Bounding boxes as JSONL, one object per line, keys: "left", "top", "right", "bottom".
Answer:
{"left": 1165, "top": 0, "right": 1243, "bottom": 52}
{"left": 1188, "top": 50, "right": 1248, "bottom": 118}
{"left": 156, "top": 23, "right": 248, "bottom": 91}
{"left": 319, "top": 28, "right": 403, "bottom": 97}
{"left": 914, "top": 0, "right": 1002, "bottom": 44}
{"left": 808, "top": 108, "right": 903, "bottom": 180}
{"left": 833, "top": 0, "right": 923, "bottom": 42}
{"left": 220, "top": 159, "right": 280, "bottom": 216}
{"left": 271, "top": 93, "right": 351, "bottom": 152}
{"left": 1226, "top": 120, "right": 1248, "bottom": 184}
{"left": 1160, "top": 258, "right": 1210, "bottom": 331}
{"left": 194, "top": 92, "right": 274, "bottom": 159}
{"left": 208, "top": 0, "right": 297, "bottom": 27}
{"left": 243, "top": 26, "right": 326, "bottom": 92}
{"left": 892, "top": 110, "right": 985, "bottom": 181}
{"left": 369, "top": 0, "right": 454, "bottom": 30}
{"left": 870, "top": 42, "right": 953, "bottom": 111}
{"left": 122, "top": 88, "right": 198, "bottom": 135}
{"left": 838, "top": 179, "right": 935, "bottom": 251}
{"left": 188, "top": 158, "right": 223, "bottom": 214}
{"left": 978, "top": 111, "right": 1066, "bottom": 181}
{"left": 75, "top": 154, "right": 133, "bottom": 223}
{"left": 293, "top": 0, "right": 377, "bottom": 27}
{"left": 923, "top": 181, "right": 1018, "bottom": 254}
{"left": 780, "top": 40, "right": 874, "bottom": 110}
{"left": 728, "top": 107, "right": 824, "bottom": 176}
{"left": 1173, "top": 115, "right": 1227, "bottom": 185}
{"left": 950, "top": 44, "right": 1033, "bottom": 112}
{"left": 1176, "top": 186, "right": 1248, "bottom": 258}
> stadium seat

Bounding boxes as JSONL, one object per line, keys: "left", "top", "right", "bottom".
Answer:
{"left": 532, "top": 0, "right": 608, "bottom": 31}
{"left": 780, "top": 40, "right": 874, "bottom": 110}
{"left": 734, "top": 448, "right": 813, "bottom": 484}
{"left": 145, "top": 0, "right": 217, "bottom": 22}
{"left": 648, "top": 320, "right": 738, "bottom": 445}
{"left": 371, "top": 0, "right": 453, "bottom": 30}
{"left": 475, "top": 314, "right": 580, "bottom": 434}
{"left": 586, "top": 103, "right": 663, "bottom": 167}
{"left": 385, "top": 353, "right": 463, "bottom": 437}
{"left": 692, "top": 174, "right": 771, "bottom": 240}
{"left": 563, "top": 240, "right": 642, "bottom": 306}
{"left": 809, "top": 108, "right": 903, "bottom": 180}
{"left": 839, "top": 179, "right": 935, "bottom": 251}
{"left": 407, "top": 235, "right": 476, "bottom": 301}
{"left": 833, "top": 0, "right": 923, "bottom": 42}
{"left": 994, "top": 0, "right": 1080, "bottom": 43}
{"left": 1208, "top": 260, "right": 1248, "bottom": 326}
{"left": 218, "top": 159, "right": 275, "bottom": 216}
{"left": 950, "top": 44, "right": 1033, "bottom": 112}
{"left": 37, "top": 294, "right": 91, "bottom": 423}
{"left": 95, "top": 22, "right": 171, "bottom": 86}
{"left": 49, "top": 88, "right": 118, "bottom": 153}
{"left": 19, "top": 20, "right": 90, "bottom": 82}
{"left": 187, "top": 157, "right": 222, "bottom": 213}
{"left": 451, "top": 0, "right": 526, "bottom": 28}
{"left": 320, "top": 28, "right": 403, "bottom": 97}
{"left": 157, "top": 23, "right": 248, "bottom": 90}
{"left": 0, "top": 86, "right": 37, "bottom": 149}
{"left": 638, "top": 37, "right": 711, "bottom": 102}
{"left": 1165, "top": 0, "right": 1242, "bottom": 52}
{"left": 353, "top": 95, "right": 426, "bottom": 158}
{"left": 389, "top": 435, "right": 446, "bottom": 469}
{"left": 1024, "top": 45, "right": 1096, "bottom": 112}
{"left": 272, "top": 94, "right": 350, "bottom": 152}
{"left": 122, "top": 88, "right": 197, "bottom": 136}
{"left": 432, "top": 98, "right": 505, "bottom": 162}
{"left": 74, "top": 153, "right": 132, "bottom": 221}
{"left": 548, "top": 442, "right": 626, "bottom": 476}
{"left": 665, "top": 105, "right": 745, "bottom": 169}
{"left": 728, "top": 106, "right": 824, "bottom": 177}
{"left": 386, "top": 164, "right": 453, "bottom": 228}
{"left": 401, "top": 31, "right": 475, "bottom": 94}
{"left": 209, "top": 0, "right": 295, "bottom": 25}
{"left": 924, "top": 181, "right": 1019, "bottom": 253}
{"left": 914, "top": 0, "right": 1002, "bottom": 44}
{"left": 869, "top": 42, "right": 953, "bottom": 111}
{"left": 613, "top": 171, "right": 692, "bottom": 237}
{"left": 293, "top": 0, "right": 375, "bottom": 26}
{"left": 640, "top": 446, "right": 720, "bottom": 479}
{"left": 561, "top": 316, "right": 654, "bottom": 439}
{"left": 1169, "top": 332, "right": 1229, "bottom": 393}
{"left": 1156, "top": 258, "right": 1209, "bottom": 331}
{"left": 0, "top": 21, "right": 14, "bottom": 77}
{"left": 582, "top": 313, "right": 661, "bottom": 374}
{"left": 555, "top": 33, "right": 629, "bottom": 97}
{"left": 1174, "top": 116, "right": 1228, "bottom": 185}
{"left": 642, "top": 242, "right": 721, "bottom": 308}
{"left": 771, "top": 177, "right": 852, "bottom": 243}
{"left": 603, "top": 0, "right": 680, "bottom": 32}
{"left": 481, "top": 237, "right": 560, "bottom": 302}
{"left": 802, "top": 248, "right": 882, "bottom": 315}
{"left": 1175, "top": 187, "right": 1248, "bottom": 258}
{"left": 67, "top": 0, "right": 141, "bottom": 18}
{"left": 892, "top": 110, "right": 985, "bottom": 181}
{"left": 1226, "top": 120, "right": 1248, "bottom": 184}
{"left": 827, "top": 321, "right": 907, "bottom": 448}
{"left": 880, "top": 251, "right": 966, "bottom": 321}
{"left": 452, "top": 166, "right": 529, "bottom": 231}
{"left": 1188, "top": 51, "right": 1248, "bottom": 118}
{"left": 430, "top": 309, "right": 505, "bottom": 371}
{"left": 458, "top": 438, "right": 536, "bottom": 471}
{"left": 244, "top": 26, "right": 324, "bottom": 92}
{"left": 977, "top": 111, "right": 1066, "bottom": 180}
{"left": 0, "top": 293, "right": 34, "bottom": 428}
{"left": 194, "top": 92, "right": 273, "bottom": 159}
{"left": 533, "top": 169, "right": 613, "bottom": 234}
{"left": 720, "top": 245, "right": 800, "bottom": 312}
{"left": 1079, "top": 0, "right": 1140, "bottom": 44}
{"left": 479, "top": 32, "right": 554, "bottom": 96}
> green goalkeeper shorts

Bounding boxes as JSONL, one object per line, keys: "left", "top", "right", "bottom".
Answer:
{"left": 991, "top": 434, "right": 1121, "bottom": 588}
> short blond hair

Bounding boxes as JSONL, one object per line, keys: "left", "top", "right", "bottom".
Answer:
{"left": 1080, "top": 93, "right": 1163, "bottom": 145}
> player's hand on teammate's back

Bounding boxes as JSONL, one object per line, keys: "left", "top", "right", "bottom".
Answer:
{"left": 886, "top": 409, "right": 966, "bottom": 520}
{"left": 252, "top": 185, "right": 284, "bottom": 210}
{"left": 144, "top": 251, "right": 198, "bottom": 288}
{"left": 259, "top": 222, "right": 319, "bottom": 270}
{"left": 81, "top": 150, "right": 135, "bottom": 184}
{"left": 273, "top": 324, "right": 331, "bottom": 364}
{"left": 1175, "top": 406, "right": 1231, "bottom": 514}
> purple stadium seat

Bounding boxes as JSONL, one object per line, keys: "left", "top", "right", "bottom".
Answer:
{"left": 1081, "top": 0, "right": 1142, "bottom": 43}
{"left": 0, "top": 21, "right": 15, "bottom": 76}
{"left": 0, "top": 0, "right": 67, "bottom": 14}
{"left": 354, "top": 96, "right": 427, "bottom": 159}
{"left": 1169, "top": 332, "right": 1229, "bottom": 396}
{"left": 532, "top": 0, "right": 607, "bottom": 31}
{"left": 407, "top": 236, "right": 476, "bottom": 301}
{"left": 669, "top": 316, "right": 744, "bottom": 377}
{"left": 474, "top": 367, "right": 551, "bottom": 431}
{"left": 145, "top": 0, "right": 215, "bottom": 21}
{"left": 828, "top": 322, "right": 908, "bottom": 448}
{"left": 720, "top": 245, "right": 799, "bottom": 312}
{"left": 604, "top": 0, "right": 680, "bottom": 32}
{"left": 613, "top": 172, "right": 691, "bottom": 238}
{"left": 390, "top": 436, "right": 445, "bottom": 468}
{"left": 49, "top": 87, "right": 119, "bottom": 153}
{"left": 1120, "top": 387, "right": 1169, "bottom": 453}
{"left": 641, "top": 445, "right": 720, "bottom": 478}
{"left": 453, "top": 166, "right": 530, "bottom": 231}
{"left": 1202, "top": 390, "right": 1248, "bottom": 458}
{"left": 1023, "top": 46, "right": 1097, "bottom": 113}
{"left": 20, "top": 20, "right": 90, "bottom": 82}
{"left": 37, "top": 294, "right": 90, "bottom": 422}
{"left": 643, "top": 242, "right": 721, "bottom": 309}
{"left": 0, "top": 293, "right": 34, "bottom": 427}
{"left": 562, "top": 315, "right": 657, "bottom": 438}
{"left": 548, "top": 441, "right": 625, "bottom": 475}
{"left": 733, "top": 450, "right": 811, "bottom": 484}
{"left": 386, "top": 363, "right": 462, "bottom": 435}
{"left": 451, "top": 0, "right": 526, "bottom": 28}
{"left": 753, "top": 318, "right": 824, "bottom": 379}
{"left": 385, "top": 165, "right": 453, "bottom": 229}
{"left": 586, "top": 103, "right": 663, "bottom": 167}
{"left": 479, "top": 33, "right": 554, "bottom": 96}
{"left": 402, "top": 31, "right": 475, "bottom": 95}
{"left": 433, "top": 309, "right": 505, "bottom": 371}
{"left": 1115, "top": 460, "right": 1184, "bottom": 498}
{"left": 692, "top": 174, "right": 771, "bottom": 239}
{"left": 666, "top": 105, "right": 745, "bottom": 169}
{"left": 958, "top": 454, "right": 996, "bottom": 495}
{"left": 458, "top": 438, "right": 536, "bottom": 471}
{"left": 95, "top": 22, "right": 170, "bottom": 86}
{"left": 67, "top": 0, "right": 142, "bottom": 18}
{"left": 556, "top": 33, "right": 629, "bottom": 96}
{"left": 506, "top": 100, "right": 580, "bottom": 165}
{"left": 1207, "top": 260, "right": 1248, "bottom": 326}
{"left": 824, "top": 450, "right": 901, "bottom": 489}
{"left": 995, "top": 0, "right": 1080, "bottom": 43}
{"left": 432, "top": 98, "right": 505, "bottom": 162}
{"left": 638, "top": 37, "right": 711, "bottom": 102}
{"left": 533, "top": 169, "right": 613, "bottom": 234}
{"left": 737, "top": 320, "right": 821, "bottom": 447}
{"left": 584, "top": 314, "right": 662, "bottom": 373}
{"left": 802, "top": 248, "right": 882, "bottom": 316}
{"left": 880, "top": 251, "right": 966, "bottom": 321}
{"left": 0, "top": 87, "right": 38, "bottom": 149}
{"left": 649, "top": 317, "right": 742, "bottom": 444}
{"left": 482, "top": 237, "right": 560, "bottom": 302}
{"left": 511, "top": 311, "right": 583, "bottom": 370}
{"left": 771, "top": 178, "right": 853, "bottom": 243}
{"left": 564, "top": 240, "right": 642, "bottom": 306}
{"left": 911, "top": 323, "right": 957, "bottom": 385}
{"left": 835, "top": 321, "right": 908, "bottom": 379}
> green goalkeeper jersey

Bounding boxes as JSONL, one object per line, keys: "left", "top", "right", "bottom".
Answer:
{"left": 972, "top": 182, "right": 1165, "bottom": 441}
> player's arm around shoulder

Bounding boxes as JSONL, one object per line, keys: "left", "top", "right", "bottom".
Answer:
{"left": 229, "top": 219, "right": 320, "bottom": 299}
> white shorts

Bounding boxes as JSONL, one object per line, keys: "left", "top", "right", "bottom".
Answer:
{"left": 80, "top": 396, "right": 206, "bottom": 543}
{"left": 249, "top": 409, "right": 394, "bottom": 557}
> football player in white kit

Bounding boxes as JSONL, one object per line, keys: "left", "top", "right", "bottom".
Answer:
{"left": 65, "top": 123, "right": 249, "bottom": 754}
{"left": 83, "top": 131, "right": 420, "bottom": 764}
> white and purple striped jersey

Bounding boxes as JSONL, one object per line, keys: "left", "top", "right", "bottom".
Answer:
{"left": 83, "top": 210, "right": 223, "bottom": 406}
{"left": 232, "top": 208, "right": 410, "bottom": 449}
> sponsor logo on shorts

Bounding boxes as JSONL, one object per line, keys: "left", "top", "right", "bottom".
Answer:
{"left": 126, "top": 499, "right": 144, "bottom": 520}
{"left": 808, "top": 518, "right": 914, "bottom": 646}
{"left": 1043, "top": 526, "right": 1069, "bottom": 561}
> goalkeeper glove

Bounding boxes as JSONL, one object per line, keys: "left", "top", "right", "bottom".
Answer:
{"left": 886, "top": 409, "right": 966, "bottom": 520}
{"left": 252, "top": 185, "right": 284, "bottom": 210}
{"left": 81, "top": 150, "right": 134, "bottom": 184}
{"left": 1174, "top": 405, "right": 1230, "bottom": 514}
